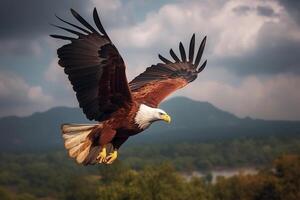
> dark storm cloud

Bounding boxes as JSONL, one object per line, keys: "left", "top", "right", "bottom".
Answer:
{"left": 0, "top": 0, "right": 138, "bottom": 55}
{"left": 256, "top": 5, "right": 276, "bottom": 17}
{"left": 0, "top": 39, "right": 41, "bottom": 56}
{"left": 0, "top": 0, "right": 92, "bottom": 55}
{"left": 277, "top": 0, "right": 300, "bottom": 24}
{"left": 232, "top": 5, "right": 277, "bottom": 17}
{"left": 0, "top": 0, "right": 90, "bottom": 39}
{"left": 232, "top": 5, "right": 252, "bottom": 15}
{"left": 0, "top": 0, "right": 142, "bottom": 40}
{"left": 216, "top": 22, "right": 300, "bottom": 75}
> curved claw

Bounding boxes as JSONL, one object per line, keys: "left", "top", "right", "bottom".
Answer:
{"left": 97, "top": 146, "right": 107, "bottom": 163}
{"left": 105, "top": 150, "right": 118, "bottom": 164}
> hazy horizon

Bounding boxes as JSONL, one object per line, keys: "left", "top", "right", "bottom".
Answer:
{"left": 1, "top": 96, "right": 300, "bottom": 123}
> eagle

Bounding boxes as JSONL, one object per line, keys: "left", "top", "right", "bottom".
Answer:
{"left": 51, "top": 8, "right": 207, "bottom": 165}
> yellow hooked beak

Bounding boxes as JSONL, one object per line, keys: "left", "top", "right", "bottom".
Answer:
{"left": 161, "top": 114, "right": 171, "bottom": 123}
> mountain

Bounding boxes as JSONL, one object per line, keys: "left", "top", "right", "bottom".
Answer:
{"left": 1, "top": 97, "right": 300, "bottom": 152}
{"left": 132, "top": 97, "right": 300, "bottom": 143}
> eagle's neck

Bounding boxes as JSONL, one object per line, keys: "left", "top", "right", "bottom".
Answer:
{"left": 134, "top": 104, "right": 159, "bottom": 130}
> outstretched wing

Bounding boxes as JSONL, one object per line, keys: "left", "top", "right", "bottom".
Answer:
{"left": 129, "top": 34, "right": 207, "bottom": 107}
{"left": 51, "top": 8, "right": 132, "bottom": 121}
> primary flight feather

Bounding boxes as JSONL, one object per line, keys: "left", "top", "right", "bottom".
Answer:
{"left": 51, "top": 8, "right": 207, "bottom": 165}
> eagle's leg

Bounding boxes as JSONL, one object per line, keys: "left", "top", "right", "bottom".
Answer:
{"left": 97, "top": 128, "right": 116, "bottom": 164}
{"left": 105, "top": 150, "right": 118, "bottom": 164}
{"left": 104, "top": 136, "right": 129, "bottom": 164}
{"left": 97, "top": 145, "right": 107, "bottom": 163}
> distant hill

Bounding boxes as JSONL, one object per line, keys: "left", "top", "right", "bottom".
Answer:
{"left": 137, "top": 97, "right": 300, "bottom": 143}
{"left": 1, "top": 97, "right": 300, "bottom": 151}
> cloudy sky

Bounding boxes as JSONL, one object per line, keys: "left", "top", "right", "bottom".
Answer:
{"left": 0, "top": 0, "right": 300, "bottom": 120}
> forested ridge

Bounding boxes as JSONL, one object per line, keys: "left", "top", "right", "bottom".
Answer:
{"left": 0, "top": 154, "right": 299, "bottom": 200}
{"left": 0, "top": 135, "right": 300, "bottom": 200}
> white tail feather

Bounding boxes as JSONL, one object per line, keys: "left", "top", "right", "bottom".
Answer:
{"left": 76, "top": 146, "right": 90, "bottom": 163}
{"left": 61, "top": 123, "right": 100, "bottom": 164}
{"left": 64, "top": 130, "right": 91, "bottom": 149}
{"left": 62, "top": 124, "right": 95, "bottom": 132}
{"left": 69, "top": 143, "right": 84, "bottom": 158}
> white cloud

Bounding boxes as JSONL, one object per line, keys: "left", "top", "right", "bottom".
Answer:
{"left": 90, "top": 0, "right": 122, "bottom": 13}
{"left": 212, "top": 0, "right": 282, "bottom": 56}
{"left": 45, "top": 58, "right": 71, "bottom": 89}
{"left": 180, "top": 73, "right": 300, "bottom": 120}
{"left": 43, "top": 58, "right": 78, "bottom": 109}
{"left": 0, "top": 71, "right": 54, "bottom": 117}
{"left": 110, "top": 0, "right": 282, "bottom": 56}
{"left": 110, "top": 2, "right": 206, "bottom": 49}
{"left": 88, "top": 0, "right": 131, "bottom": 27}
{"left": 27, "top": 86, "right": 51, "bottom": 103}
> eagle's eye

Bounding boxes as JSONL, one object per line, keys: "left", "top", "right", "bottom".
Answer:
{"left": 159, "top": 112, "right": 164, "bottom": 115}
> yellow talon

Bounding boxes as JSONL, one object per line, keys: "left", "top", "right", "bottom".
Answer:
{"left": 97, "top": 145, "right": 107, "bottom": 163}
{"left": 105, "top": 150, "right": 118, "bottom": 164}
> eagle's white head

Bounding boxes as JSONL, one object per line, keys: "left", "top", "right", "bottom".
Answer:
{"left": 135, "top": 104, "right": 171, "bottom": 129}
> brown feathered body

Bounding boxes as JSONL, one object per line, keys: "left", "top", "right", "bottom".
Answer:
{"left": 51, "top": 8, "right": 207, "bottom": 165}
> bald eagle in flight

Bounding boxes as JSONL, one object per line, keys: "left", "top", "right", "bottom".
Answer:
{"left": 51, "top": 8, "right": 207, "bottom": 165}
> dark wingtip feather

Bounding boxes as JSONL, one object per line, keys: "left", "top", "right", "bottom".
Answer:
{"left": 189, "top": 33, "right": 195, "bottom": 64}
{"left": 179, "top": 42, "right": 187, "bottom": 62}
{"left": 70, "top": 8, "right": 98, "bottom": 34}
{"left": 158, "top": 54, "right": 172, "bottom": 64}
{"left": 55, "top": 14, "right": 91, "bottom": 34}
{"left": 169, "top": 48, "right": 180, "bottom": 62}
{"left": 93, "top": 7, "right": 109, "bottom": 40}
{"left": 194, "top": 36, "right": 207, "bottom": 67}
{"left": 70, "top": 8, "right": 78, "bottom": 16}
{"left": 70, "top": 8, "right": 77, "bottom": 19}
{"left": 197, "top": 60, "right": 207, "bottom": 73}
{"left": 50, "top": 23, "right": 84, "bottom": 37}
{"left": 50, "top": 34, "right": 75, "bottom": 40}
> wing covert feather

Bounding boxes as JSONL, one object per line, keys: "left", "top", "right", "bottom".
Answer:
{"left": 129, "top": 34, "right": 207, "bottom": 107}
